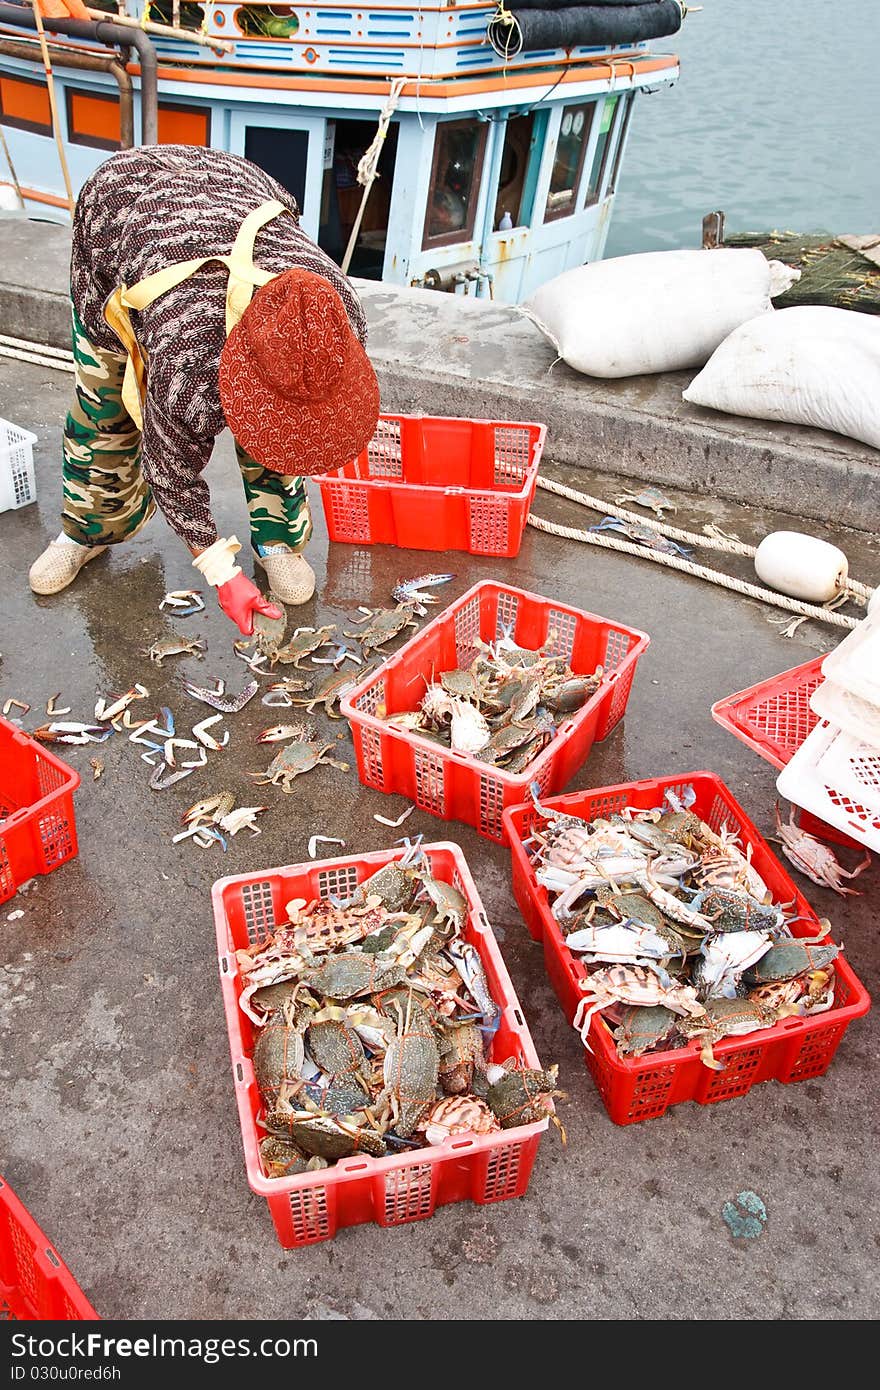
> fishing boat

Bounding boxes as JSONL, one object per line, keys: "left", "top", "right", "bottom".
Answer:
{"left": 0, "top": 0, "right": 683, "bottom": 302}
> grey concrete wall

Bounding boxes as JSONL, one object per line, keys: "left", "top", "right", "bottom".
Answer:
{"left": 1, "top": 215, "right": 877, "bottom": 531}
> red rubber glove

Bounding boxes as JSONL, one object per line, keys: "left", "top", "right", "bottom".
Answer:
{"left": 216, "top": 572, "right": 282, "bottom": 636}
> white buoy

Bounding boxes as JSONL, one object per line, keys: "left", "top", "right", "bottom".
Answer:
{"left": 754, "top": 531, "right": 848, "bottom": 603}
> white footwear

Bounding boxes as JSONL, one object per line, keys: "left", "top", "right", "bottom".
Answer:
{"left": 29, "top": 540, "right": 108, "bottom": 595}
{"left": 253, "top": 549, "right": 316, "bottom": 605}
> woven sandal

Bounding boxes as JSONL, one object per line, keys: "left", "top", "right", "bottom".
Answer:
{"left": 28, "top": 541, "right": 108, "bottom": 596}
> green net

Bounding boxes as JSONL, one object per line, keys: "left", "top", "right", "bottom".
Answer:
{"left": 725, "top": 231, "right": 880, "bottom": 316}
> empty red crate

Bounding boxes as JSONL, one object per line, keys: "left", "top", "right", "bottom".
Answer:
{"left": 502, "top": 772, "right": 870, "bottom": 1125}
{"left": 0, "top": 717, "right": 80, "bottom": 905}
{"left": 341, "top": 581, "right": 649, "bottom": 841}
{"left": 213, "top": 843, "right": 550, "bottom": 1249}
{"left": 0, "top": 1176, "right": 98, "bottom": 1319}
{"left": 711, "top": 657, "right": 856, "bottom": 846}
{"left": 313, "top": 413, "right": 546, "bottom": 557}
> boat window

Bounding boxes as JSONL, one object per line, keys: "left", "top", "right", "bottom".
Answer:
{"left": 318, "top": 116, "right": 400, "bottom": 279}
{"left": 493, "top": 111, "right": 537, "bottom": 231}
{"left": 544, "top": 103, "right": 594, "bottom": 222}
{"left": 423, "top": 119, "right": 488, "bottom": 248}
{"left": 607, "top": 94, "right": 635, "bottom": 196}
{"left": 0, "top": 74, "right": 51, "bottom": 136}
{"left": 66, "top": 89, "right": 210, "bottom": 150}
{"left": 158, "top": 102, "right": 211, "bottom": 147}
{"left": 148, "top": 1, "right": 205, "bottom": 29}
{"left": 584, "top": 95, "right": 621, "bottom": 207}
{"left": 235, "top": 5, "right": 300, "bottom": 37}
{"left": 244, "top": 126, "right": 309, "bottom": 210}
{"left": 66, "top": 88, "right": 121, "bottom": 151}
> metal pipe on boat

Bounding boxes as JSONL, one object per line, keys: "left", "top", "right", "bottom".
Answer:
{"left": 0, "top": 3, "right": 157, "bottom": 144}
{"left": 0, "top": 35, "right": 133, "bottom": 147}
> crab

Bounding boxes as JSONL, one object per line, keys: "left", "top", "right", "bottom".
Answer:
{"left": 252, "top": 606, "right": 288, "bottom": 662}
{"left": 380, "top": 992, "right": 441, "bottom": 1137}
{"left": 147, "top": 636, "right": 206, "bottom": 666}
{"left": 391, "top": 573, "right": 453, "bottom": 615}
{"left": 438, "top": 1021, "right": 486, "bottom": 1095}
{"left": 253, "top": 1008, "right": 306, "bottom": 1107}
{"left": 677, "top": 997, "right": 781, "bottom": 1070}
{"left": 572, "top": 964, "right": 706, "bottom": 1048}
{"left": 250, "top": 739, "right": 350, "bottom": 791}
{"left": 614, "top": 484, "right": 676, "bottom": 517}
{"left": 266, "top": 1105, "right": 387, "bottom": 1159}
{"left": 691, "top": 931, "right": 774, "bottom": 1001}
{"left": 612, "top": 1004, "right": 678, "bottom": 1057}
{"left": 486, "top": 1064, "right": 565, "bottom": 1138}
{"left": 274, "top": 625, "right": 338, "bottom": 668}
{"left": 773, "top": 804, "right": 871, "bottom": 896}
{"left": 563, "top": 919, "right": 678, "bottom": 968}
{"left": 259, "top": 1136, "right": 327, "bottom": 1179}
{"left": 420, "top": 1094, "right": 499, "bottom": 1143}
{"left": 345, "top": 603, "right": 419, "bottom": 654}
{"left": 742, "top": 937, "right": 840, "bottom": 986}
{"left": 287, "top": 665, "right": 373, "bottom": 719}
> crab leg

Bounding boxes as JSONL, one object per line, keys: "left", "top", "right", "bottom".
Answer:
{"left": 149, "top": 763, "right": 195, "bottom": 790}
{"left": 192, "top": 714, "right": 229, "bottom": 750}
{"left": 46, "top": 693, "right": 71, "bottom": 717}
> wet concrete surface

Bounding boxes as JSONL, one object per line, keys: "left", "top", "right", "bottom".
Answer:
{"left": 1, "top": 356, "right": 879, "bottom": 1320}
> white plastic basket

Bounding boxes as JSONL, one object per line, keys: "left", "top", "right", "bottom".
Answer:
{"left": 777, "top": 718, "right": 880, "bottom": 852}
{"left": 810, "top": 676, "right": 880, "bottom": 747}
{"left": 822, "top": 609, "right": 880, "bottom": 708}
{"left": 0, "top": 418, "right": 37, "bottom": 512}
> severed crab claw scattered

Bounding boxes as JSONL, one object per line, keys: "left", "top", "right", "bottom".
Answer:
{"left": 391, "top": 573, "right": 454, "bottom": 616}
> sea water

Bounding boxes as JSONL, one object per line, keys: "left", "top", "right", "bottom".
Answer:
{"left": 606, "top": 0, "right": 880, "bottom": 256}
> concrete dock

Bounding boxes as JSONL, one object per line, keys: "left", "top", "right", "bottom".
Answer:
{"left": 1, "top": 225, "right": 879, "bottom": 1320}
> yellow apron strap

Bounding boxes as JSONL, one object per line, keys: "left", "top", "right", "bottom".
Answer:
{"left": 103, "top": 286, "right": 148, "bottom": 431}
{"left": 101, "top": 198, "right": 292, "bottom": 424}
{"left": 224, "top": 197, "right": 288, "bottom": 333}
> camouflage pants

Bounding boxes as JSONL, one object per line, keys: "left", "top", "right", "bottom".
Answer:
{"left": 62, "top": 310, "right": 312, "bottom": 553}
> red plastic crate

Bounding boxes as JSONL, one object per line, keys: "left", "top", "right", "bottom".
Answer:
{"left": 502, "top": 772, "right": 870, "bottom": 1125}
{"left": 212, "top": 843, "right": 549, "bottom": 1249}
{"left": 341, "top": 581, "right": 649, "bottom": 841}
{"left": 313, "top": 413, "right": 546, "bottom": 557}
{"left": 0, "top": 717, "right": 80, "bottom": 905}
{"left": 711, "top": 657, "right": 858, "bottom": 846}
{"left": 0, "top": 1176, "right": 98, "bottom": 1319}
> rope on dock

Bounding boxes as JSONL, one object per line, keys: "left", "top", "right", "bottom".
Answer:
{"left": 533, "top": 473, "right": 873, "bottom": 608}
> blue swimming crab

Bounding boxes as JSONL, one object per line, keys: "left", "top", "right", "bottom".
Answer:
{"left": 345, "top": 603, "right": 419, "bottom": 655}
{"left": 250, "top": 738, "right": 350, "bottom": 791}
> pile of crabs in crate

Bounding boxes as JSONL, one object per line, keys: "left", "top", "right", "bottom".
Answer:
{"left": 523, "top": 787, "right": 843, "bottom": 1068}
{"left": 235, "top": 845, "right": 561, "bottom": 1180}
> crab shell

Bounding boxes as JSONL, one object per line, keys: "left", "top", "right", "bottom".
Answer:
{"left": 743, "top": 940, "right": 840, "bottom": 985}
{"left": 678, "top": 996, "right": 778, "bottom": 1041}
{"left": 612, "top": 1004, "right": 678, "bottom": 1057}
{"left": 253, "top": 1019, "right": 305, "bottom": 1104}
{"left": 421, "top": 1094, "right": 500, "bottom": 1143}
{"left": 487, "top": 1065, "right": 559, "bottom": 1128}
{"left": 383, "top": 998, "right": 441, "bottom": 1137}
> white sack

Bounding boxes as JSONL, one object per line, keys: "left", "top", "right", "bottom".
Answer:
{"left": 684, "top": 305, "right": 880, "bottom": 450}
{"left": 522, "top": 248, "right": 798, "bottom": 378}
